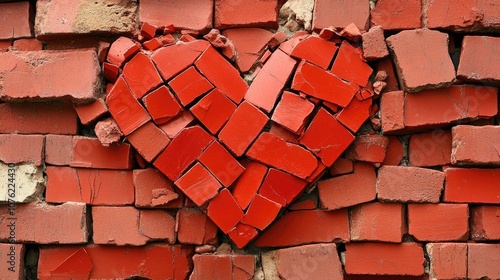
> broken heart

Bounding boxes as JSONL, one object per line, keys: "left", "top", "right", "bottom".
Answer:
{"left": 104, "top": 29, "right": 375, "bottom": 248}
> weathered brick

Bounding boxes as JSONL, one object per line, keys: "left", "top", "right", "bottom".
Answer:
{"left": 468, "top": 244, "right": 500, "bottom": 280}
{"left": 426, "top": 243, "right": 467, "bottom": 280}
{"left": 458, "top": 36, "right": 500, "bottom": 82}
{"left": 470, "top": 206, "right": 500, "bottom": 240}
{"left": 409, "top": 130, "right": 452, "bottom": 167}
{"left": 35, "top": 0, "right": 137, "bottom": 38}
{"left": 452, "top": 125, "right": 500, "bottom": 165}
{"left": 313, "top": 0, "right": 369, "bottom": 31}
{"left": 0, "top": 243, "right": 25, "bottom": 279}
{"left": 0, "top": 50, "right": 102, "bottom": 102}
{"left": 0, "top": 134, "right": 44, "bottom": 166}
{"left": 0, "top": 2, "right": 31, "bottom": 40}
{"left": 350, "top": 202, "right": 405, "bottom": 243}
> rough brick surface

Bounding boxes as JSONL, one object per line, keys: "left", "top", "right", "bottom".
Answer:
{"left": 0, "top": 2, "right": 31, "bottom": 40}
{"left": 362, "top": 26, "right": 389, "bottom": 61}
{"left": 0, "top": 102, "right": 78, "bottom": 135}
{"left": 38, "top": 245, "right": 193, "bottom": 280}
{"left": 468, "top": 244, "right": 500, "bottom": 280}
{"left": 44, "top": 135, "right": 73, "bottom": 166}
{"left": 0, "top": 50, "right": 102, "bottom": 102}
{"left": 408, "top": 204, "right": 469, "bottom": 242}
{"left": 35, "top": 0, "right": 137, "bottom": 38}
{"left": 371, "top": 0, "right": 421, "bottom": 30}
{"left": 426, "top": 243, "right": 467, "bottom": 280}
{"left": 350, "top": 202, "right": 405, "bottom": 243}
{"left": 215, "top": 0, "right": 278, "bottom": 29}
{"left": 426, "top": 0, "right": 500, "bottom": 31}
{"left": 0, "top": 202, "right": 88, "bottom": 244}
{"left": 190, "top": 254, "right": 255, "bottom": 280}
{"left": 0, "top": 134, "right": 44, "bottom": 166}
{"left": 386, "top": 29, "right": 455, "bottom": 92}
{"left": 377, "top": 166, "right": 444, "bottom": 203}
{"left": 0, "top": 243, "right": 25, "bottom": 279}
{"left": 470, "top": 206, "right": 500, "bottom": 240}
{"left": 140, "top": 0, "right": 213, "bottom": 32}
{"left": 458, "top": 36, "right": 500, "bottom": 82}
{"left": 313, "top": 0, "right": 369, "bottom": 31}
{"left": 409, "top": 130, "right": 452, "bottom": 167}
{"left": 262, "top": 243, "right": 343, "bottom": 280}
{"left": 452, "top": 125, "right": 500, "bottom": 165}
{"left": 345, "top": 243, "right": 425, "bottom": 276}
{"left": 176, "top": 208, "right": 218, "bottom": 245}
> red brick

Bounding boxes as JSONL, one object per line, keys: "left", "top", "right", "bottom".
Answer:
{"left": 381, "top": 86, "right": 498, "bottom": 134}
{"left": 214, "top": 0, "right": 277, "bottom": 29}
{"left": 444, "top": 168, "right": 500, "bottom": 203}
{"left": 122, "top": 53, "right": 163, "bottom": 99}
{"left": 176, "top": 208, "right": 218, "bottom": 245}
{"left": 74, "top": 99, "right": 108, "bottom": 125}
{"left": 259, "top": 168, "right": 307, "bottom": 207}
{"left": 190, "top": 254, "right": 255, "bottom": 280}
{"left": 301, "top": 108, "right": 355, "bottom": 166}
{"left": 331, "top": 41, "right": 373, "bottom": 87}
{"left": 169, "top": 66, "right": 214, "bottom": 106}
{"left": 386, "top": 29, "right": 455, "bottom": 92}
{"left": 12, "top": 38, "right": 43, "bottom": 51}
{"left": 151, "top": 40, "right": 209, "bottom": 81}
{"left": 346, "top": 134, "right": 389, "bottom": 164}
{"left": 158, "top": 110, "right": 195, "bottom": 139}
{"left": 270, "top": 92, "right": 315, "bottom": 134}
{"left": 140, "top": 0, "right": 213, "bottom": 32}
{"left": 35, "top": 0, "right": 137, "bottom": 38}
{"left": 319, "top": 162, "right": 376, "bottom": 210}
{"left": 142, "top": 86, "right": 182, "bottom": 125}
{"left": 207, "top": 188, "right": 244, "bottom": 233}
{"left": 268, "top": 123, "right": 300, "bottom": 144}
{"left": 262, "top": 243, "right": 343, "bottom": 280}
{"left": 452, "top": 125, "right": 500, "bottom": 165}
{"left": 329, "top": 157, "right": 354, "bottom": 176}
{"left": 288, "top": 35, "right": 338, "bottom": 70}
{"left": 191, "top": 89, "right": 237, "bottom": 134}
{"left": 313, "top": 0, "right": 369, "bottom": 31}
{"left": 471, "top": 206, "right": 500, "bottom": 240}
{"left": 245, "top": 50, "right": 298, "bottom": 113}
{"left": 458, "top": 36, "right": 500, "bottom": 82}
{"left": 408, "top": 204, "right": 469, "bottom": 242}
{"left": 175, "top": 163, "right": 222, "bottom": 207}
{"left": 371, "top": 0, "right": 422, "bottom": 30}
{"left": 426, "top": 0, "right": 500, "bottom": 31}
{"left": 345, "top": 243, "right": 424, "bottom": 276}
{"left": 127, "top": 122, "right": 170, "bottom": 162}
{"left": 94, "top": 118, "right": 122, "bottom": 146}
{"left": 198, "top": 141, "right": 245, "bottom": 187}
{"left": 0, "top": 2, "right": 31, "bottom": 39}
{"left": 0, "top": 202, "right": 88, "bottom": 244}
{"left": 102, "top": 62, "right": 119, "bottom": 82}
{"left": 337, "top": 96, "right": 372, "bottom": 133}
{"left": 247, "top": 132, "right": 318, "bottom": 179}
{"left": 223, "top": 28, "right": 274, "bottom": 72}
{"left": 0, "top": 244, "right": 24, "bottom": 279}
{"left": 38, "top": 244, "right": 193, "bottom": 280}
{"left": 382, "top": 136, "right": 404, "bottom": 165}
{"left": 231, "top": 161, "right": 268, "bottom": 210}
{"left": 0, "top": 50, "right": 101, "bottom": 102}
{"left": 292, "top": 61, "right": 359, "bottom": 107}
{"left": 71, "top": 136, "right": 133, "bottom": 169}
{"left": 468, "top": 244, "right": 500, "bottom": 280}
{"left": 377, "top": 166, "right": 444, "bottom": 203}
{"left": 133, "top": 168, "right": 182, "bottom": 208}
{"left": 362, "top": 26, "right": 389, "bottom": 61}
{"left": 409, "top": 130, "right": 452, "bottom": 167}
{"left": 106, "top": 36, "right": 140, "bottom": 67}
{"left": 380, "top": 90, "right": 405, "bottom": 134}
{"left": 106, "top": 77, "right": 151, "bottom": 135}
{"left": 0, "top": 134, "right": 44, "bottom": 166}
{"left": 46, "top": 166, "right": 134, "bottom": 205}
{"left": 228, "top": 223, "right": 259, "bottom": 248}
{"left": 219, "top": 101, "right": 268, "bottom": 156}
{"left": 154, "top": 126, "right": 214, "bottom": 181}
{"left": 195, "top": 46, "right": 248, "bottom": 104}
{"left": 350, "top": 202, "right": 405, "bottom": 243}
{"left": 92, "top": 206, "right": 175, "bottom": 245}
{"left": 0, "top": 102, "right": 77, "bottom": 135}
{"left": 426, "top": 243, "right": 467, "bottom": 280}
{"left": 255, "top": 209, "right": 350, "bottom": 247}
{"left": 242, "top": 194, "right": 281, "bottom": 230}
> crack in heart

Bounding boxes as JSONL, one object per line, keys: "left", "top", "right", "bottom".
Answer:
{"left": 104, "top": 30, "right": 375, "bottom": 248}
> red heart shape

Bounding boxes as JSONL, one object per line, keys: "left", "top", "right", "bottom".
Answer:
{"left": 104, "top": 30, "right": 374, "bottom": 248}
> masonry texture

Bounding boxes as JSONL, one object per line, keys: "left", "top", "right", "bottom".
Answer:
{"left": 0, "top": 0, "right": 499, "bottom": 279}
